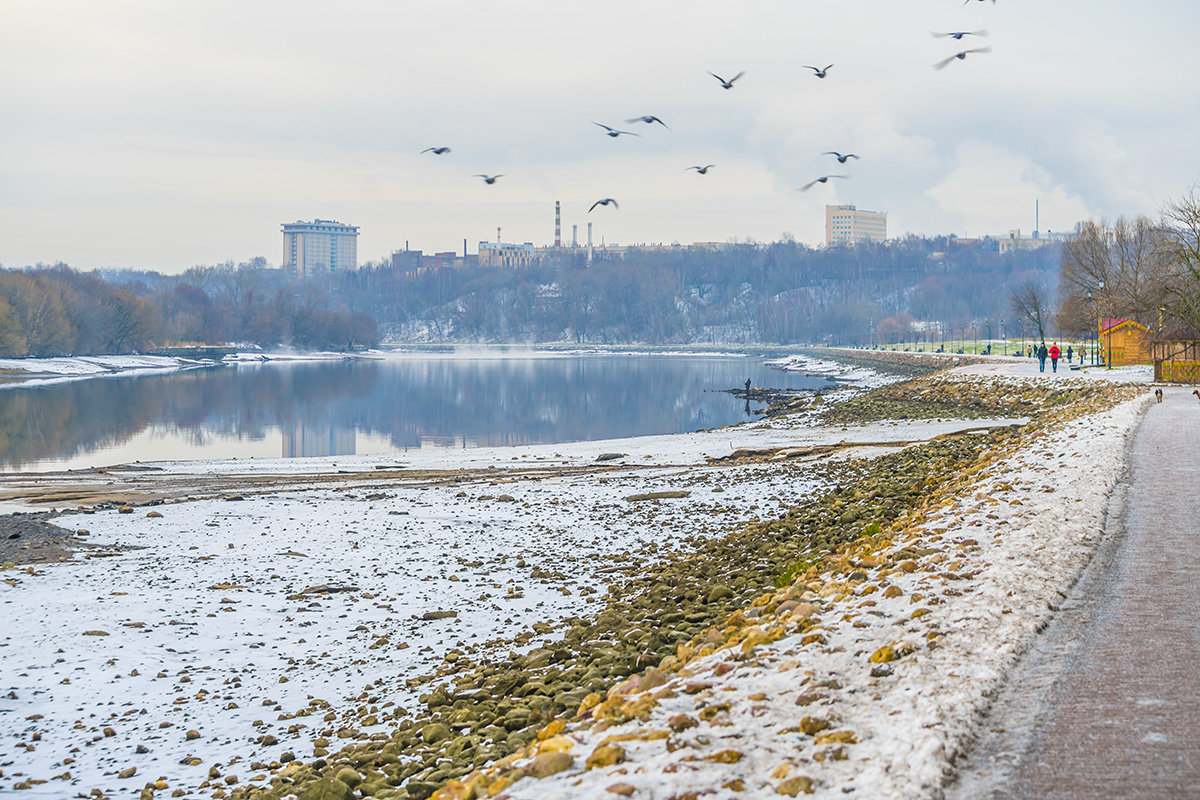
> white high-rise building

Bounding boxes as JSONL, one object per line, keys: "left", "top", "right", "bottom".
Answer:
{"left": 281, "top": 219, "right": 359, "bottom": 278}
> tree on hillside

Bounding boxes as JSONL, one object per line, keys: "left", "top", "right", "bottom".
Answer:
{"left": 1010, "top": 281, "right": 1051, "bottom": 342}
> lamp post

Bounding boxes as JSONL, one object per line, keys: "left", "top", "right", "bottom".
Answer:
{"left": 1000, "top": 318, "right": 1007, "bottom": 355}
{"left": 1086, "top": 289, "right": 1094, "bottom": 366}
{"left": 1099, "top": 280, "right": 1110, "bottom": 369}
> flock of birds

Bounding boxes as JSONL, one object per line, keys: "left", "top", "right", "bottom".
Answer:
{"left": 419, "top": 9, "right": 996, "bottom": 218}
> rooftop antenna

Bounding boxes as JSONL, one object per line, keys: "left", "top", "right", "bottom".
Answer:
{"left": 572, "top": 224, "right": 578, "bottom": 248}
{"left": 1034, "top": 199, "right": 1040, "bottom": 239}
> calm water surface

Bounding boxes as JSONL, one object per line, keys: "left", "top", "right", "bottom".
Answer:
{"left": 0, "top": 353, "right": 831, "bottom": 472}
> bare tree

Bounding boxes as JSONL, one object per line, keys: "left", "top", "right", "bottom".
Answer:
{"left": 1011, "top": 281, "right": 1051, "bottom": 342}
{"left": 1057, "top": 217, "right": 1172, "bottom": 329}
{"left": 1159, "top": 188, "right": 1200, "bottom": 332}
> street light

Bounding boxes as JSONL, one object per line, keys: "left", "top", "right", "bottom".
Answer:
{"left": 1098, "top": 280, "right": 1110, "bottom": 369}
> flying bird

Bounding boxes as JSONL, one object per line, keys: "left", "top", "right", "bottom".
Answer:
{"left": 708, "top": 71, "right": 745, "bottom": 89}
{"left": 803, "top": 64, "right": 834, "bottom": 78}
{"left": 589, "top": 198, "right": 619, "bottom": 212}
{"left": 627, "top": 115, "right": 669, "bottom": 128}
{"left": 933, "top": 47, "right": 992, "bottom": 70}
{"left": 799, "top": 175, "right": 849, "bottom": 191}
{"left": 931, "top": 29, "right": 988, "bottom": 40}
{"left": 687, "top": 165, "right": 716, "bottom": 174}
{"left": 593, "top": 122, "right": 640, "bottom": 138}
{"left": 823, "top": 151, "right": 859, "bottom": 164}
{"left": 963, "top": 0, "right": 996, "bottom": 5}
{"left": 473, "top": 174, "right": 503, "bottom": 184}
{"left": 420, "top": 146, "right": 451, "bottom": 155}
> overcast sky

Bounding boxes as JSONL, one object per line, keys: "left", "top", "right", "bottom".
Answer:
{"left": 3, "top": 1, "right": 1199, "bottom": 273}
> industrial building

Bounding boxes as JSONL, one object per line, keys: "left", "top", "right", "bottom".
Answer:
{"left": 825, "top": 204, "right": 887, "bottom": 245}
{"left": 281, "top": 219, "right": 359, "bottom": 278}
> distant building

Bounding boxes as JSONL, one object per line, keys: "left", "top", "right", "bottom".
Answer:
{"left": 282, "top": 219, "right": 359, "bottom": 278}
{"left": 825, "top": 204, "right": 887, "bottom": 245}
{"left": 478, "top": 241, "right": 535, "bottom": 269}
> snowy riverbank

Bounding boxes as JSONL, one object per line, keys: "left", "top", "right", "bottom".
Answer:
{"left": 0, "top": 361, "right": 1150, "bottom": 799}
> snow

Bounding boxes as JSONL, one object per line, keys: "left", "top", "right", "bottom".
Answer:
{"left": 494, "top": 384, "right": 1149, "bottom": 798}
{"left": 0, "top": 354, "right": 1153, "bottom": 798}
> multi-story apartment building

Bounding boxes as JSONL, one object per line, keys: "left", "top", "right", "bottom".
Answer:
{"left": 281, "top": 219, "right": 359, "bottom": 278}
{"left": 825, "top": 204, "right": 887, "bottom": 245}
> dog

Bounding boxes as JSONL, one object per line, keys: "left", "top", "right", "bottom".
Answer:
{"left": 1156, "top": 388, "right": 1163, "bottom": 403}
{"left": 1194, "top": 389, "right": 1200, "bottom": 402}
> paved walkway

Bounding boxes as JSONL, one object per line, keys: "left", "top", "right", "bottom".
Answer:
{"left": 952, "top": 388, "right": 1200, "bottom": 799}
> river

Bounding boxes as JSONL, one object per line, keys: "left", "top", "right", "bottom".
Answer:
{"left": 0, "top": 351, "right": 832, "bottom": 472}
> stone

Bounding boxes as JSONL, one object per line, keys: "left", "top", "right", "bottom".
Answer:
{"left": 883, "top": 585, "right": 903, "bottom": 599}
{"left": 705, "top": 749, "right": 743, "bottom": 763}
{"left": 118, "top": 766, "right": 137, "bottom": 779}
{"left": 606, "top": 784, "right": 636, "bottom": 796}
{"left": 298, "top": 776, "right": 353, "bottom": 800}
{"left": 813, "top": 730, "right": 858, "bottom": 745}
{"left": 868, "top": 646, "right": 897, "bottom": 663}
{"left": 799, "top": 716, "right": 829, "bottom": 736}
{"left": 333, "top": 767, "right": 361, "bottom": 788}
{"left": 527, "top": 751, "right": 574, "bottom": 778}
{"left": 185, "top": 729, "right": 201, "bottom": 740}
{"left": 421, "top": 723, "right": 450, "bottom": 743}
{"left": 668, "top": 714, "right": 698, "bottom": 732}
{"left": 776, "top": 776, "right": 814, "bottom": 795}
{"left": 707, "top": 585, "right": 734, "bottom": 603}
{"left": 586, "top": 743, "right": 627, "bottom": 769}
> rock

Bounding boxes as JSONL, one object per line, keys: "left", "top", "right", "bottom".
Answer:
{"left": 668, "top": 714, "right": 698, "bottom": 732}
{"left": 118, "top": 506, "right": 134, "bottom": 514}
{"left": 421, "top": 610, "right": 457, "bottom": 621}
{"left": 82, "top": 630, "right": 109, "bottom": 636}
{"left": 776, "top": 776, "right": 815, "bottom": 795}
{"left": 869, "top": 646, "right": 897, "bottom": 663}
{"left": 333, "top": 767, "right": 361, "bottom": 788}
{"left": 421, "top": 723, "right": 450, "bottom": 744}
{"left": 146, "top": 511, "right": 163, "bottom": 518}
{"left": 527, "top": 751, "right": 574, "bottom": 778}
{"left": 596, "top": 453, "right": 626, "bottom": 462}
{"left": 814, "top": 730, "right": 858, "bottom": 745}
{"left": 883, "top": 585, "right": 903, "bottom": 599}
{"left": 799, "top": 717, "right": 829, "bottom": 736}
{"left": 586, "top": 743, "right": 627, "bottom": 769}
{"left": 606, "top": 783, "right": 636, "bottom": 796}
{"left": 118, "top": 766, "right": 137, "bottom": 779}
{"left": 706, "top": 585, "right": 734, "bottom": 603}
{"left": 706, "top": 749, "right": 743, "bottom": 763}
{"left": 185, "top": 729, "right": 200, "bottom": 740}
{"left": 298, "top": 776, "right": 353, "bottom": 800}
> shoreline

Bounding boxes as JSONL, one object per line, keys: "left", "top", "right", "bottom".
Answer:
{"left": 0, "top": 358, "right": 1151, "bottom": 799}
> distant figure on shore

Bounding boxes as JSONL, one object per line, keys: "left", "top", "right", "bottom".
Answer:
{"left": 1049, "top": 342, "right": 1061, "bottom": 372}
{"left": 745, "top": 378, "right": 752, "bottom": 395}
{"left": 1066, "top": 344, "right": 1074, "bottom": 364}
{"left": 1037, "top": 342, "right": 1048, "bottom": 372}
{"left": 1079, "top": 344, "right": 1086, "bottom": 364}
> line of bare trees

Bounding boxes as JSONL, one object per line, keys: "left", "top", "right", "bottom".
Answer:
{"left": 1009, "top": 190, "right": 1200, "bottom": 341}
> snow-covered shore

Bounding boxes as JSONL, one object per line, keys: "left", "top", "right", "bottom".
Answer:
{"left": 0, "top": 358, "right": 1152, "bottom": 799}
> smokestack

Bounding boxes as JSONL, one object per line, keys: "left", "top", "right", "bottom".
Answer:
{"left": 463, "top": 238, "right": 467, "bottom": 257}
{"left": 1034, "top": 199, "right": 1040, "bottom": 239}
{"left": 572, "top": 224, "right": 578, "bottom": 248}
{"left": 554, "top": 201, "right": 561, "bottom": 248}
{"left": 497, "top": 226, "right": 501, "bottom": 244}
{"left": 587, "top": 222, "right": 593, "bottom": 263}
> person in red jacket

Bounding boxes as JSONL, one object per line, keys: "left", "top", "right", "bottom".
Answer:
{"left": 1049, "top": 342, "right": 1061, "bottom": 373}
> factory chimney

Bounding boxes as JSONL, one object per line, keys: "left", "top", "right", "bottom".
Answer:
{"left": 554, "top": 201, "right": 561, "bottom": 248}
{"left": 1034, "top": 199, "right": 1040, "bottom": 239}
{"left": 497, "top": 226, "right": 501, "bottom": 244}
{"left": 587, "top": 222, "right": 593, "bottom": 264}
{"left": 572, "top": 224, "right": 578, "bottom": 248}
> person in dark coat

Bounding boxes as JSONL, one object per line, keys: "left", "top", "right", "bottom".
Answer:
{"left": 1049, "top": 342, "right": 1061, "bottom": 373}
{"left": 1037, "top": 342, "right": 1048, "bottom": 372}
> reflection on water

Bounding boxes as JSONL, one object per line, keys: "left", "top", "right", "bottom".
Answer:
{"left": 0, "top": 354, "right": 829, "bottom": 472}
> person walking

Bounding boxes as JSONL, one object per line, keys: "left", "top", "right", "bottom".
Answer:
{"left": 1049, "top": 342, "right": 1061, "bottom": 373}
{"left": 1066, "top": 344, "right": 1074, "bottom": 364}
{"left": 1037, "top": 342, "right": 1048, "bottom": 373}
